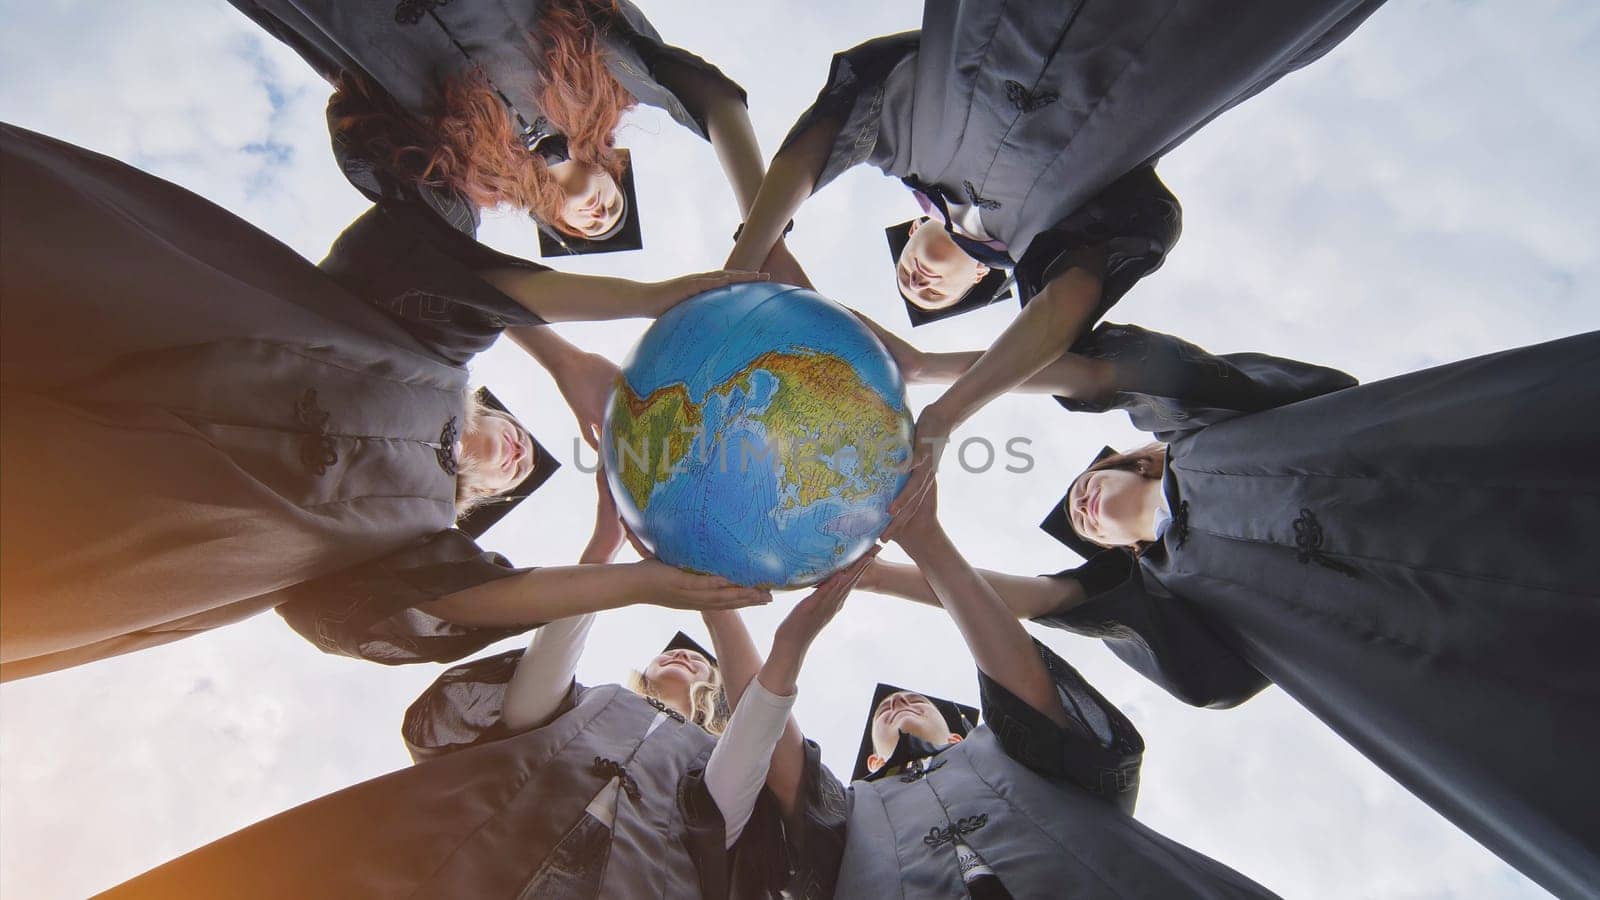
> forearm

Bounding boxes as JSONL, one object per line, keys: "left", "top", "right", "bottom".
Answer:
{"left": 480, "top": 269, "right": 661, "bottom": 322}
{"left": 705, "top": 677, "right": 796, "bottom": 847}
{"left": 431, "top": 563, "right": 640, "bottom": 627}
{"left": 930, "top": 269, "right": 1103, "bottom": 424}
{"left": 702, "top": 610, "right": 766, "bottom": 709}
{"left": 900, "top": 528, "right": 1069, "bottom": 727}
{"left": 755, "top": 633, "right": 812, "bottom": 825}
{"left": 507, "top": 324, "right": 580, "bottom": 377}
{"left": 500, "top": 613, "right": 594, "bottom": 732}
{"left": 725, "top": 116, "right": 839, "bottom": 271}
{"left": 705, "top": 96, "right": 767, "bottom": 217}
{"left": 863, "top": 559, "right": 1084, "bottom": 619}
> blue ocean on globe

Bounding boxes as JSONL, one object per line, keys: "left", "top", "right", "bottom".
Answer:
{"left": 601, "top": 282, "right": 913, "bottom": 588}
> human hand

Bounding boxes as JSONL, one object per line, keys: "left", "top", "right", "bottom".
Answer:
{"left": 884, "top": 477, "right": 942, "bottom": 557}
{"left": 555, "top": 350, "right": 620, "bottom": 450}
{"left": 652, "top": 269, "right": 770, "bottom": 315}
{"left": 759, "top": 239, "right": 813, "bottom": 291}
{"left": 583, "top": 467, "right": 626, "bottom": 563}
{"left": 773, "top": 546, "right": 879, "bottom": 652}
{"left": 854, "top": 310, "right": 926, "bottom": 383}
{"left": 880, "top": 403, "right": 953, "bottom": 543}
{"left": 630, "top": 559, "right": 772, "bottom": 611}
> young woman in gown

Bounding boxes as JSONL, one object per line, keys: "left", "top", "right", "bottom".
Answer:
{"left": 98, "top": 479, "right": 864, "bottom": 899}
{"left": 862, "top": 322, "right": 1600, "bottom": 898}
{"left": 724, "top": 0, "right": 1386, "bottom": 530}
{"left": 0, "top": 125, "right": 766, "bottom": 681}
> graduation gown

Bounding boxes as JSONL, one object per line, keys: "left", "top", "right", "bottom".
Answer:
{"left": 231, "top": 0, "right": 746, "bottom": 237}
{"left": 786, "top": 0, "right": 1383, "bottom": 307}
{"left": 99, "top": 651, "right": 785, "bottom": 899}
{"left": 1037, "top": 330, "right": 1600, "bottom": 897}
{"left": 0, "top": 125, "right": 547, "bottom": 680}
{"left": 785, "top": 641, "right": 1277, "bottom": 899}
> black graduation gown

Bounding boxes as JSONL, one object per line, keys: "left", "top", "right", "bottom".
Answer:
{"left": 0, "top": 125, "right": 546, "bottom": 680}
{"left": 1037, "top": 331, "right": 1600, "bottom": 898}
{"left": 785, "top": 0, "right": 1383, "bottom": 308}
{"left": 784, "top": 641, "right": 1277, "bottom": 899}
{"left": 98, "top": 650, "right": 785, "bottom": 899}
{"left": 231, "top": 0, "right": 746, "bottom": 240}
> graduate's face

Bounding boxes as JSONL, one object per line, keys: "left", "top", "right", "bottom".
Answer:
{"left": 868, "top": 692, "right": 959, "bottom": 768}
{"left": 1067, "top": 467, "right": 1153, "bottom": 549}
{"left": 644, "top": 648, "right": 714, "bottom": 688}
{"left": 459, "top": 412, "right": 536, "bottom": 496}
{"left": 897, "top": 218, "right": 990, "bottom": 310}
{"left": 550, "top": 159, "right": 624, "bottom": 238}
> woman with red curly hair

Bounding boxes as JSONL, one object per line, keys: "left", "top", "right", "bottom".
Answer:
{"left": 231, "top": 0, "right": 795, "bottom": 444}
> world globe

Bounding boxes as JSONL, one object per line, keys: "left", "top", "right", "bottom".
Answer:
{"left": 601, "top": 282, "right": 913, "bottom": 588}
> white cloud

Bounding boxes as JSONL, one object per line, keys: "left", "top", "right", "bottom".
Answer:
{"left": 3, "top": 0, "right": 1593, "bottom": 897}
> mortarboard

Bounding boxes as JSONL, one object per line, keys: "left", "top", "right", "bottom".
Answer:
{"left": 536, "top": 149, "right": 644, "bottom": 257}
{"left": 852, "top": 682, "right": 978, "bottom": 782}
{"left": 885, "top": 219, "right": 1013, "bottom": 327}
{"left": 455, "top": 387, "right": 562, "bottom": 539}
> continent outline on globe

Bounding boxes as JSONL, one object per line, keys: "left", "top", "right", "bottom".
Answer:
{"left": 601, "top": 283, "right": 913, "bottom": 589}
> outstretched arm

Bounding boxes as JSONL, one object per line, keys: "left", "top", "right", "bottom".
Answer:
{"left": 861, "top": 558, "right": 1085, "bottom": 620}
{"left": 883, "top": 268, "right": 1104, "bottom": 539}
{"left": 887, "top": 484, "right": 1069, "bottom": 728}
{"left": 479, "top": 267, "right": 767, "bottom": 322}
{"left": 704, "top": 551, "right": 876, "bottom": 828}
{"left": 856, "top": 310, "right": 1116, "bottom": 400}
{"left": 724, "top": 114, "right": 842, "bottom": 273}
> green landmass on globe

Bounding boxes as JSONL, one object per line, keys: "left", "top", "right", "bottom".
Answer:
{"left": 601, "top": 282, "right": 913, "bottom": 588}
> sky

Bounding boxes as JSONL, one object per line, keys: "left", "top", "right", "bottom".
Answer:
{"left": 2, "top": 1, "right": 1598, "bottom": 897}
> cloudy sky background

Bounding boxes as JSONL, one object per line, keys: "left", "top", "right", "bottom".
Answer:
{"left": 2, "top": 1, "right": 1597, "bottom": 897}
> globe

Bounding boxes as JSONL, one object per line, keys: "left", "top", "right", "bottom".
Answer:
{"left": 601, "top": 282, "right": 913, "bottom": 588}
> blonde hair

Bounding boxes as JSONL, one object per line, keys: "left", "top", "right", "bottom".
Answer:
{"left": 626, "top": 667, "right": 729, "bottom": 736}
{"left": 453, "top": 393, "right": 533, "bottom": 518}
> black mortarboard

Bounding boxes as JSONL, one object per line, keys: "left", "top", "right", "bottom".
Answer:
{"left": 536, "top": 149, "right": 644, "bottom": 257}
{"left": 455, "top": 387, "right": 562, "bottom": 539}
{"left": 885, "top": 219, "right": 1013, "bottom": 327}
{"left": 1038, "top": 445, "right": 1123, "bottom": 562}
{"left": 852, "top": 682, "right": 978, "bottom": 782}
{"left": 661, "top": 631, "right": 718, "bottom": 668}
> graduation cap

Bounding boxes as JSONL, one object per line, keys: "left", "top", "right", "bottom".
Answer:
{"left": 852, "top": 682, "right": 979, "bottom": 783}
{"left": 885, "top": 219, "right": 1014, "bottom": 327}
{"left": 536, "top": 149, "right": 644, "bottom": 257}
{"left": 660, "top": 631, "right": 718, "bottom": 668}
{"left": 455, "top": 387, "right": 562, "bottom": 539}
{"left": 1038, "top": 445, "right": 1125, "bottom": 562}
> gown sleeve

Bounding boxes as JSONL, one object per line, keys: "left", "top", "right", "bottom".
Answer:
{"left": 319, "top": 201, "right": 549, "bottom": 367}
{"left": 400, "top": 646, "right": 585, "bottom": 762}
{"left": 1059, "top": 321, "right": 1359, "bottom": 440}
{"left": 1013, "top": 165, "right": 1182, "bottom": 314}
{"left": 607, "top": 0, "right": 749, "bottom": 139}
{"left": 274, "top": 529, "right": 534, "bottom": 668}
{"left": 778, "top": 32, "right": 921, "bottom": 196}
{"left": 1033, "top": 560, "right": 1271, "bottom": 710}
{"left": 976, "top": 640, "right": 1144, "bottom": 814}
{"left": 778, "top": 738, "right": 852, "bottom": 900}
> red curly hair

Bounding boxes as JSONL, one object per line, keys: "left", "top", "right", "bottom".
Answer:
{"left": 329, "top": 0, "right": 635, "bottom": 237}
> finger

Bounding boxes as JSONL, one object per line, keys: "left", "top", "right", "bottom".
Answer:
{"left": 683, "top": 572, "right": 738, "bottom": 590}
{"left": 887, "top": 464, "right": 929, "bottom": 515}
{"left": 715, "top": 588, "right": 772, "bottom": 608}
{"left": 707, "top": 269, "right": 770, "bottom": 283}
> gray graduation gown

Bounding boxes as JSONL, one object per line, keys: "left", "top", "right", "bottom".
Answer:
{"left": 0, "top": 125, "right": 545, "bottom": 680}
{"left": 1037, "top": 331, "right": 1600, "bottom": 898}
{"left": 230, "top": 0, "right": 746, "bottom": 235}
{"left": 99, "top": 651, "right": 785, "bottom": 899}
{"left": 786, "top": 642, "right": 1277, "bottom": 899}
{"left": 786, "top": 0, "right": 1383, "bottom": 306}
